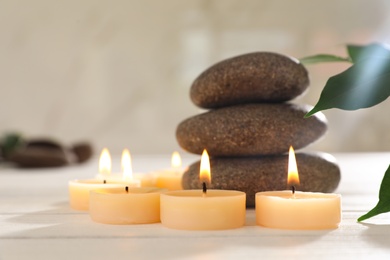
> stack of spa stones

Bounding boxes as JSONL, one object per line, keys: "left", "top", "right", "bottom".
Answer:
{"left": 176, "top": 52, "right": 341, "bottom": 207}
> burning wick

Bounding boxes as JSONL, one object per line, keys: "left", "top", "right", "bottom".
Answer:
{"left": 287, "top": 146, "right": 299, "bottom": 199}
{"left": 200, "top": 149, "right": 210, "bottom": 198}
{"left": 125, "top": 186, "right": 129, "bottom": 193}
{"left": 103, "top": 180, "right": 106, "bottom": 184}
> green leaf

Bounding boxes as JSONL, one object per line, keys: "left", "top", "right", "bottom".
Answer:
{"left": 299, "top": 54, "right": 351, "bottom": 65}
{"left": 347, "top": 43, "right": 390, "bottom": 63}
{"left": 0, "top": 133, "right": 23, "bottom": 159}
{"left": 305, "top": 56, "right": 390, "bottom": 117}
{"left": 358, "top": 165, "right": 390, "bottom": 221}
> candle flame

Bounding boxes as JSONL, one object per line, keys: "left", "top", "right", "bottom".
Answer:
{"left": 99, "top": 148, "right": 111, "bottom": 176}
{"left": 199, "top": 149, "right": 211, "bottom": 184}
{"left": 287, "top": 146, "right": 300, "bottom": 186}
{"left": 121, "top": 148, "right": 133, "bottom": 180}
{"left": 171, "top": 151, "right": 182, "bottom": 168}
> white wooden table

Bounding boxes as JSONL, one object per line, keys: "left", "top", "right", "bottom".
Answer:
{"left": 1, "top": 153, "right": 390, "bottom": 260}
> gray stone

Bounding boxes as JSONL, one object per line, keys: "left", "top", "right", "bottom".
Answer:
{"left": 8, "top": 139, "right": 69, "bottom": 167}
{"left": 176, "top": 103, "right": 327, "bottom": 156}
{"left": 190, "top": 52, "right": 309, "bottom": 108}
{"left": 182, "top": 153, "right": 341, "bottom": 207}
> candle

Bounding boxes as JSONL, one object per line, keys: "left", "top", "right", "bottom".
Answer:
{"left": 154, "top": 151, "right": 185, "bottom": 191}
{"left": 255, "top": 146, "right": 341, "bottom": 230}
{"left": 160, "top": 150, "right": 246, "bottom": 230}
{"left": 89, "top": 186, "right": 166, "bottom": 224}
{"left": 96, "top": 149, "right": 154, "bottom": 187}
{"left": 69, "top": 179, "right": 124, "bottom": 211}
{"left": 68, "top": 148, "right": 140, "bottom": 211}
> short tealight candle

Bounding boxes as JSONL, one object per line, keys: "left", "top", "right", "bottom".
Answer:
{"left": 154, "top": 151, "right": 185, "bottom": 191}
{"left": 160, "top": 150, "right": 246, "bottom": 230}
{"left": 68, "top": 148, "right": 140, "bottom": 211}
{"left": 68, "top": 179, "right": 124, "bottom": 211}
{"left": 89, "top": 187, "right": 166, "bottom": 224}
{"left": 255, "top": 146, "right": 341, "bottom": 230}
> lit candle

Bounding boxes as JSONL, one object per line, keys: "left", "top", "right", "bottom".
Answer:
{"left": 96, "top": 149, "right": 154, "bottom": 187}
{"left": 154, "top": 151, "right": 185, "bottom": 191}
{"left": 255, "top": 146, "right": 341, "bottom": 230}
{"left": 108, "top": 148, "right": 141, "bottom": 187}
{"left": 68, "top": 148, "right": 140, "bottom": 211}
{"left": 99, "top": 147, "right": 111, "bottom": 180}
{"left": 68, "top": 179, "right": 124, "bottom": 211}
{"left": 160, "top": 150, "right": 246, "bottom": 230}
{"left": 89, "top": 186, "right": 166, "bottom": 224}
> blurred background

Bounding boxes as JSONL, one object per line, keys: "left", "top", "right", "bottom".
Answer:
{"left": 1, "top": 0, "right": 390, "bottom": 155}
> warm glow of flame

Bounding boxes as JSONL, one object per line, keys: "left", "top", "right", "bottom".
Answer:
{"left": 121, "top": 148, "right": 133, "bottom": 180}
{"left": 99, "top": 148, "right": 111, "bottom": 175}
{"left": 199, "top": 149, "right": 211, "bottom": 184}
{"left": 288, "top": 146, "right": 300, "bottom": 186}
{"left": 171, "top": 151, "right": 182, "bottom": 168}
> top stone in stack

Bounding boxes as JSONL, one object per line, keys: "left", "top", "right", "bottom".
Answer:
{"left": 190, "top": 52, "right": 309, "bottom": 108}
{"left": 177, "top": 52, "right": 327, "bottom": 157}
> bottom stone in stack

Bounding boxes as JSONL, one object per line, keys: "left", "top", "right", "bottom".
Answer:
{"left": 182, "top": 153, "right": 341, "bottom": 207}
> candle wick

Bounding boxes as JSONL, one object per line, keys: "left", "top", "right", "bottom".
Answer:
{"left": 125, "top": 186, "right": 129, "bottom": 193}
{"left": 103, "top": 180, "right": 106, "bottom": 184}
{"left": 291, "top": 185, "right": 296, "bottom": 195}
{"left": 202, "top": 182, "right": 207, "bottom": 197}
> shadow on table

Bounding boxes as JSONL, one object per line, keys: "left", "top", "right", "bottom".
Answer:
{"left": 3, "top": 204, "right": 333, "bottom": 259}
{"left": 360, "top": 222, "right": 390, "bottom": 248}
{"left": 244, "top": 212, "right": 334, "bottom": 248}
{"left": 3, "top": 201, "right": 90, "bottom": 238}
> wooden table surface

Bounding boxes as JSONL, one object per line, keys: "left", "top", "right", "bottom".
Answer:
{"left": 1, "top": 153, "right": 390, "bottom": 260}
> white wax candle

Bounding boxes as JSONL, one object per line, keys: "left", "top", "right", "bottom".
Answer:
{"left": 68, "top": 179, "right": 125, "bottom": 211}
{"left": 133, "top": 172, "right": 155, "bottom": 187}
{"left": 152, "top": 151, "right": 185, "bottom": 190}
{"left": 154, "top": 168, "right": 184, "bottom": 191}
{"left": 160, "top": 189, "right": 246, "bottom": 230}
{"left": 89, "top": 187, "right": 166, "bottom": 224}
{"left": 69, "top": 148, "right": 144, "bottom": 211}
{"left": 256, "top": 190, "right": 341, "bottom": 230}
